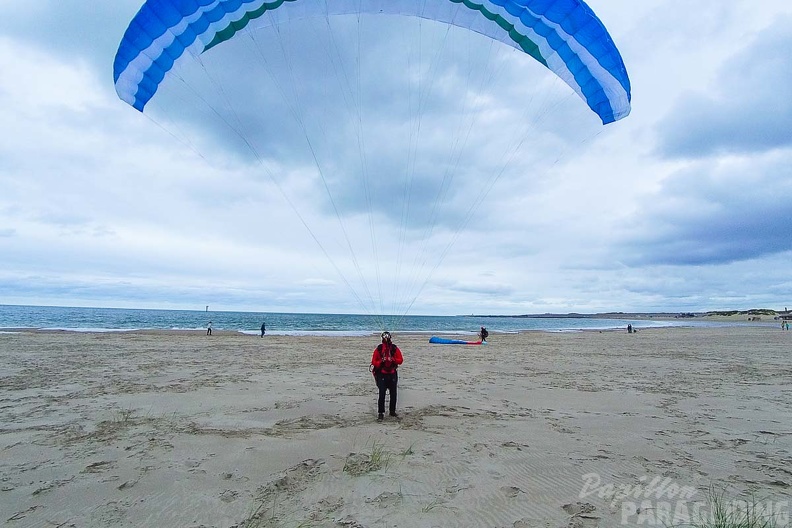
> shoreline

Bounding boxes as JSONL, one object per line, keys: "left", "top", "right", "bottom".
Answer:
{"left": 0, "top": 313, "right": 783, "bottom": 336}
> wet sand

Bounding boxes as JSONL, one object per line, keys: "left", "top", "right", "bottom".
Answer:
{"left": 1, "top": 327, "right": 790, "bottom": 527}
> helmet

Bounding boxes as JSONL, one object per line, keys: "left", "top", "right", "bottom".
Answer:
{"left": 381, "top": 331, "right": 391, "bottom": 341}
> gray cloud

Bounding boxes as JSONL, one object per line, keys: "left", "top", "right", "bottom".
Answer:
{"left": 656, "top": 17, "right": 792, "bottom": 158}
{"left": 138, "top": 15, "right": 592, "bottom": 235}
{"left": 618, "top": 155, "right": 792, "bottom": 266}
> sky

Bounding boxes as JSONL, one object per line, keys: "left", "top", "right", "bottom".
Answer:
{"left": 1, "top": 1, "right": 791, "bottom": 316}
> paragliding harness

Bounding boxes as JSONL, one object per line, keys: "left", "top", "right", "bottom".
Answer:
{"left": 370, "top": 342, "right": 398, "bottom": 387}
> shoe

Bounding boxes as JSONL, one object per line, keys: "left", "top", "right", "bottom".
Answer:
{"left": 389, "top": 412, "right": 399, "bottom": 418}
{"left": 377, "top": 414, "right": 384, "bottom": 421}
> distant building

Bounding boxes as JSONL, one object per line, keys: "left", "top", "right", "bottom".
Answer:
{"left": 778, "top": 308, "right": 792, "bottom": 321}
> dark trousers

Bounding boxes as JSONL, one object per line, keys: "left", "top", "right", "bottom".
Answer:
{"left": 376, "top": 372, "right": 398, "bottom": 415}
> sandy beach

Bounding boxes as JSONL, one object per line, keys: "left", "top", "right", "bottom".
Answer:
{"left": 1, "top": 326, "right": 790, "bottom": 527}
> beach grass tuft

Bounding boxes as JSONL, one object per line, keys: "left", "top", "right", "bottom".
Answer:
{"left": 399, "top": 442, "right": 416, "bottom": 458}
{"left": 112, "top": 407, "right": 135, "bottom": 424}
{"left": 343, "top": 439, "right": 392, "bottom": 476}
{"left": 673, "top": 486, "right": 783, "bottom": 528}
{"left": 369, "top": 440, "right": 391, "bottom": 469}
{"left": 421, "top": 497, "right": 445, "bottom": 513}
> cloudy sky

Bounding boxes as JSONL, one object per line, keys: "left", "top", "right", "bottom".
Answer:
{"left": 1, "top": 1, "right": 791, "bottom": 316}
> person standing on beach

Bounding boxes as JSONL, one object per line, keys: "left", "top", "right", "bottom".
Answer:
{"left": 371, "top": 331, "right": 403, "bottom": 421}
{"left": 207, "top": 321, "right": 212, "bottom": 336}
{"left": 260, "top": 322, "right": 266, "bottom": 337}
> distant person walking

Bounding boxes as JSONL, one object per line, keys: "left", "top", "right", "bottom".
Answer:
{"left": 371, "top": 331, "right": 403, "bottom": 421}
{"left": 260, "top": 322, "right": 266, "bottom": 337}
{"left": 479, "top": 326, "right": 489, "bottom": 342}
{"left": 207, "top": 321, "right": 212, "bottom": 336}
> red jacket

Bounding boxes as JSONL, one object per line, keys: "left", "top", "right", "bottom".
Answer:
{"left": 371, "top": 342, "right": 403, "bottom": 375}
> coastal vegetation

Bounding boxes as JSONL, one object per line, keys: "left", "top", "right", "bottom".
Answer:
{"left": 475, "top": 309, "right": 784, "bottom": 319}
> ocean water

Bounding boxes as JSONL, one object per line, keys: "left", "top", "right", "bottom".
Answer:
{"left": 0, "top": 304, "right": 727, "bottom": 336}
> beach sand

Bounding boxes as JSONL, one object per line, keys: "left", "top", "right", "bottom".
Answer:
{"left": 1, "top": 327, "right": 790, "bottom": 527}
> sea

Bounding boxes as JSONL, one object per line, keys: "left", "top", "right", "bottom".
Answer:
{"left": 0, "top": 304, "right": 732, "bottom": 337}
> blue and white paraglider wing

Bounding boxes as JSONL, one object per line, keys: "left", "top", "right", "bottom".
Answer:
{"left": 114, "top": 0, "right": 631, "bottom": 124}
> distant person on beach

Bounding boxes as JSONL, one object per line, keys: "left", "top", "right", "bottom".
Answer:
{"left": 260, "top": 322, "right": 266, "bottom": 337}
{"left": 479, "top": 326, "right": 489, "bottom": 342}
{"left": 207, "top": 321, "right": 212, "bottom": 336}
{"left": 371, "top": 331, "right": 403, "bottom": 421}
{"left": 627, "top": 324, "right": 633, "bottom": 333}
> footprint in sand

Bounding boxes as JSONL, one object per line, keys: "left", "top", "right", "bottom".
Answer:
{"left": 500, "top": 486, "right": 524, "bottom": 498}
{"left": 365, "top": 491, "right": 402, "bottom": 508}
{"left": 334, "top": 515, "right": 365, "bottom": 527}
{"left": 314, "top": 496, "right": 344, "bottom": 513}
{"left": 501, "top": 441, "right": 528, "bottom": 450}
{"left": 513, "top": 519, "right": 551, "bottom": 528}
{"left": 562, "top": 502, "right": 600, "bottom": 527}
{"left": 82, "top": 460, "right": 116, "bottom": 473}
{"left": 220, "top": 489, "right": 238, "bottom": 503}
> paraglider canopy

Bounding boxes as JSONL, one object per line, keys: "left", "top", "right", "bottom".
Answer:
{"left": 112, "top": 0, "right": 631, "bottom": 326}
{"left": 114, "top": 0, "right": 631, "bottom": 124}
